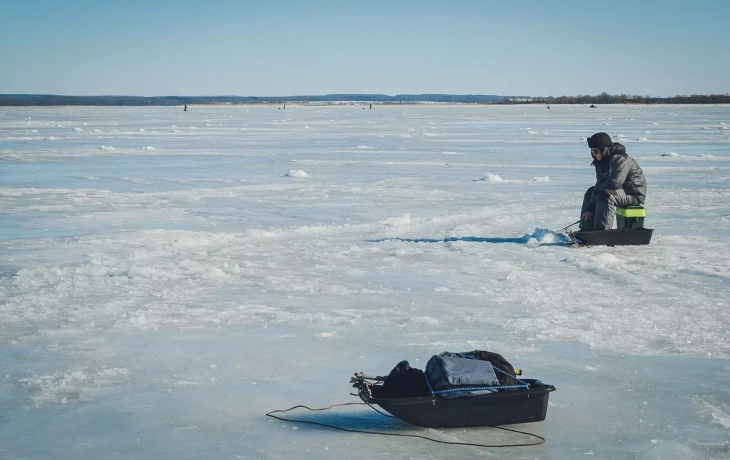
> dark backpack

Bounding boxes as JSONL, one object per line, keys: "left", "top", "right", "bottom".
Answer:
{"left": 380, "top": 360, "right": 432, "bottom": 398}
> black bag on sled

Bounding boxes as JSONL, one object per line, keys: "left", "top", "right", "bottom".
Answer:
{"left": 381, "top": 350, "right": 521, "bottom": 398}
{"left": 380, "top": 360, "right": 431, "bottom": 398}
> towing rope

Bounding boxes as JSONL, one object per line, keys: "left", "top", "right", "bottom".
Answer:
{"left": 266, "top": 401, "right": 545, "bottom": 449}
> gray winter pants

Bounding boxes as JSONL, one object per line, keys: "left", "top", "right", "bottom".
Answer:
{"left": 581, "top": 186, "right": 641, "bottom": 230}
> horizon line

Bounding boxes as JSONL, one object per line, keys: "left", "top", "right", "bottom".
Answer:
{"left": 2, "top": 92, "right": 728, "bottom": 98}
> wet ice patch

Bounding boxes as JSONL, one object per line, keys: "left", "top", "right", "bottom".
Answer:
{"left": 686, "top": 439, "right": 730, "bottom": 456}
{"left": 697, "top": 394, "right": 730, "bottom": 430}
{"left": 638, "top": 441, "right": 696, "bottom": 459}
{"left": 284, "top": 170, "right": 309, "bottom": 178}
{"left": 120, "top": 177, "right": 153, "bottom": 185}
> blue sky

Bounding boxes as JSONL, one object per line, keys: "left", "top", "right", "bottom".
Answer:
{"left": 1, "top": 0, "right": 727, "bottom": 96}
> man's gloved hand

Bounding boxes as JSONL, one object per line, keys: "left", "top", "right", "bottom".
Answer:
{"left": 581, "top": 211, "right": 594, "bottom": 222}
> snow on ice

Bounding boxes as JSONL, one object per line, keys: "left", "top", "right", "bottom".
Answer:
{"left": 284, "top": 169, "right": 309, "bottom": 178}
{"left": 1, "top": 104, "right": 729, "bottom": 459}
{"left": 475, "top": 172, "right": 506, "bottom": 182}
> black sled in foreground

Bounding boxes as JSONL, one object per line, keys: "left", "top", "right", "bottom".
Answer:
{"left": 351, "top": 351, "right": 556, "bottom": 428}
{"left": 567, "top": 205, "right": 654, "bottom": 247}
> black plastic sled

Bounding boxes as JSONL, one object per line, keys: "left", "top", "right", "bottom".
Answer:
{"left": 359, "top": 379, "right": 555, "bottom": 428}
{"left": 573, "top": 228, "right": 654, "bottom": 246}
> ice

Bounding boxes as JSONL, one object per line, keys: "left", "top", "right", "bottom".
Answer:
{"left": 1, "top": 105, "right": 729, "bottom": 459}
{"left": 19, "top": 367, "right": 130, "bottom": 406}
{"left": 316, "top": 331, "right": 339, "bottom": 339}
{"left": 284, "top": 169, "right": 309, "bottom": 178}
{"left": 475, "top": 173, "right": 506, "bottom": 182}
{"left": 521, "top": 228, "right": 568, "bottom": 244}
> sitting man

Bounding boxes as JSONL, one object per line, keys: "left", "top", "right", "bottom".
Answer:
{"left": 581, "top": 132, "right": 647, "bottom": 230}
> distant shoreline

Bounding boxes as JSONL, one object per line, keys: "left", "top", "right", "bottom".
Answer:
{"left": 0, "top": 94, "right": 507, "bottom": 107}
{"left": 2, "top": 93, "right": 729, "bottom": 107}
{"left": 2, "top": 103, "right": 730, "bottom": 109}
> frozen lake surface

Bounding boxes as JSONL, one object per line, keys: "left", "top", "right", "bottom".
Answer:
{"left": 1, "top": 104, "right": 729, "bottom": 459}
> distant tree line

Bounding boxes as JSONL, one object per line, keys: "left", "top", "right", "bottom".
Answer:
{"left": 2, "top": 92, "right": 728, "bottom": 106}
{"left": 502, "top": 92, "right": 730, "bottom": 105}
{"left": 0, "top": 94, "right": 507, "bottom": 106}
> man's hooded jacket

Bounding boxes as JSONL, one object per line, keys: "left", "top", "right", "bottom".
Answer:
{"left": 587, "top": 133, "right": 647, "bottom": 209}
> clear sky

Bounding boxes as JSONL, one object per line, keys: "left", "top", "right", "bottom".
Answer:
{"left": 1, "top": 0, "right": 728, "bottom": 97}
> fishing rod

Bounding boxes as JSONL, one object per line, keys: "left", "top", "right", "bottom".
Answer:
{"left": 556, "top": 220, "right": 581, "bottom": 233}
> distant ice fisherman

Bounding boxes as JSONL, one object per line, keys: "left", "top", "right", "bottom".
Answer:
{"left": 579, "top": 132, "right": 647, "bottom": 230}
